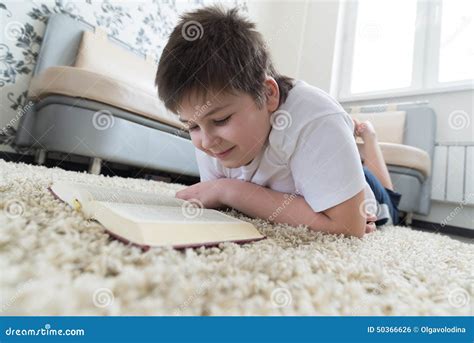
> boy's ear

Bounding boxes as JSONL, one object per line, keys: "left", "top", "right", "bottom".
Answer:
{"left": 264, "top": 77, "right": 280, "bottom": 112}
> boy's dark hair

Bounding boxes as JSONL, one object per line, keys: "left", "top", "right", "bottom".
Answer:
{"left": 155, "top": 5, "right": 294, "bottom": 114}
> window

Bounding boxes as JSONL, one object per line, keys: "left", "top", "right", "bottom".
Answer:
{"left": 338, "top": 0, "right": 474, "bottom": 101}
{"left": 438, "top": 0, "right": 474, "bottom": 82}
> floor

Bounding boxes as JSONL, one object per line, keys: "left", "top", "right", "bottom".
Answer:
{"left": 441, "top": 233, "right": 473, "bottom": 244}
{"left": 2, "top": 158, "right": 473, "bottom": 315}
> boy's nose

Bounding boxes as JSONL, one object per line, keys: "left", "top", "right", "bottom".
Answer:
{"left": 201, "top": 131, "right": 221, "bottom": 150}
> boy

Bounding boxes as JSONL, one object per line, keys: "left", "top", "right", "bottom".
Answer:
{"left": 155, "top": 6, "right": 400, "bottom": 238}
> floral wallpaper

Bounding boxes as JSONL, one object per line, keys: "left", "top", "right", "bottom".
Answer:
{"left": 0, "top": 0, "right": 247, "bottom": 149}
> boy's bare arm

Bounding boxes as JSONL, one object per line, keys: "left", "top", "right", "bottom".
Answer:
{"left": 222, "top": 179, "right": 366, "bottom": 238}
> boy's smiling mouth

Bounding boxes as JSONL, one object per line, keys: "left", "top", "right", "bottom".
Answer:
{"left": 213, "top": 146, "right": 235, "bottom": 158}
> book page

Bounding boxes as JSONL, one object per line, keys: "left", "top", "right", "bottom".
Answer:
{"left": 95, "top": 202, "right": 243, "bottom": 223}
{"left": 51, "top": 181, "right": 184, "bottom": 208}
{"left": 89, "top": 201, "right": 263, "bottom": 247}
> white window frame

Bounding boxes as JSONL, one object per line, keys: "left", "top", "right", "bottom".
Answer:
{"left": 336, "top": 0, "right": 474, "bottom": 102}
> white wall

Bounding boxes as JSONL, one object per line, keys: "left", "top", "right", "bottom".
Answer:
{"left": 247, "top": 0, "right": 307, "bottom": 78}
{"left": 247, "top": 0, "right": 340, "bottom": 91}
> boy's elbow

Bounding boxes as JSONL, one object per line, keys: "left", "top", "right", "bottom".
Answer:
{"left": 323, "top": 190, "right": 367, "bottom": 238}
{"left": 334, "top": 215, "right": 365, "bottom": 238}
{"left": 349, "top": 222, "right": 366, "bottom": 238}
{"left": 347, "top": 208, "right": 367, "bottom": 238}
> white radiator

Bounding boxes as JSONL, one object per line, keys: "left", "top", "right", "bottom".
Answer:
{"left": 431, "top": 143, "right": 473, "bottom": 205}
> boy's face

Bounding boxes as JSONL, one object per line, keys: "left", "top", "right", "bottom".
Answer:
{"left": 178, "top": 80, "right": 279, "bottom": 169}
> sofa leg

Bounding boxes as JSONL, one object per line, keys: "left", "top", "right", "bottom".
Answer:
{"left": 405, "top": 212, "right": 413, "bottom": 226}
{"left": 34, "top": 149, "right": 47, "bottom": 165}
{"left": 88, "top": 157, "right": 102, "bottom": 175}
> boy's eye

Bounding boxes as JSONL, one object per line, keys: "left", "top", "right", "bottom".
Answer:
{"left": 187, "top": 115, "right": 232, "bottom": 131}
{"left": 213, "top": 115, "right": 232, "bottom": 126}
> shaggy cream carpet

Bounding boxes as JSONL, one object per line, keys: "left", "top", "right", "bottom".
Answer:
{"left": 0, "top": 160, "right": 472, "bottom": 316}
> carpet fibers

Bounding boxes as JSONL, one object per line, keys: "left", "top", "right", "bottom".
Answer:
{"left": 0, "top": 160, "right": 472, "bottom": 315}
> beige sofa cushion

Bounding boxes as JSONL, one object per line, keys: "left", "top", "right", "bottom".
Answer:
{"left": 75, "top": 30, "right": 157, "bottom": 95}
{"left": 28, "top": 29, "right": 187, "bottom": 129}
{"left": 28, "top": 66, "right": 186, "bottom": 129}
{"left": 351, "top": 111, "right": 406, "bottom": 144}
{"left": 358, "top": 142, "right": 431, "bottom": 178}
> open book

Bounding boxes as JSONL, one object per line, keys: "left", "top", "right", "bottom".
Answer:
{"left": 50, "top": 182, "right": 265, "bottom": 249}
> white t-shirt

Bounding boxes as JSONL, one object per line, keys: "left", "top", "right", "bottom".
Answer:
{"left": 194, "top": 80, "right": 376, "bottom": 213}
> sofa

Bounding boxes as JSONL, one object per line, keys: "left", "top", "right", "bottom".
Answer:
{"left": 14, "top": 14, "right": 199, "bottom": 177}
{"left": 346, "top": 103, "right": 436, "bottom": 220}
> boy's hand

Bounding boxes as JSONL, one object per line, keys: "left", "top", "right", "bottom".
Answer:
{"left": 175, "top": 179, "right": 229, "bottom": 209}
{"left": 176, "top": 180, "right": 378, "bottom": 235}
